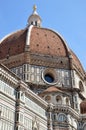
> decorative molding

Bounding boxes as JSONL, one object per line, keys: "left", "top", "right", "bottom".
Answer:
{"left": 53, "top": 105, "right": 79, "bottom": 119}
{"left": 0, "top": 64, "right": 19, "bottom": 86}
{"left": 30, "top": 54, "right": 69, "bottom": 69}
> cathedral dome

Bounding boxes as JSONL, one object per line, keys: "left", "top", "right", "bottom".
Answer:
{"left": 0, "top": 25, "right": 85, "bottom": 76}
{"left": 0, "top": 6, "right": 86, "bottom": 130}
{"left": 0, "top": 26, "right": 68, "bottom": 57}
{"left": 0, "top": 6, "right": 85, "bottom": 78}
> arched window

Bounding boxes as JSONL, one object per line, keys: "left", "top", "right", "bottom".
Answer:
{"left": 45, "top": 95, "right": 51, "bottom": 102}
{"left": 79, "top": 81, "right": 84, "bottom": 92}
{"left": 31, "top": 21, "right": 33, "bottom": 25}
{"left": 35, "top": 21, "right": 37, "bottom": 26}
{"left": 58, "top": 114, "right": 67, "bottom": 122}
{"left": 56, "top": 95, "right": 62, "bottom": 104}
{"left": 66, "top": 97, "right": 70, "bottom": 106}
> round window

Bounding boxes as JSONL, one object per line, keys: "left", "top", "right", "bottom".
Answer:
{"left": 44, "top": 74, "right": 54, "bottom": 83}
{"left": 42, "top": 69, "right": 58, "bottom": 85}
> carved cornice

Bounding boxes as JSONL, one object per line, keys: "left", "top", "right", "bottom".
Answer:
{"left": 0, "top": 64, "right": 19, "bottom": 87}
{"left": 25, "top": 87, "right": 48, "bottom": 109}
{"left": 0, "top": 63, "right": 48, "bottom": 110}
{"left": 51, "top": 104, "right": 79, "bottom": 119}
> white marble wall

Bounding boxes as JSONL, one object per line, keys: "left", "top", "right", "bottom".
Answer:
{"left": 11, "top": 64, "right": 72, "bottom": 87}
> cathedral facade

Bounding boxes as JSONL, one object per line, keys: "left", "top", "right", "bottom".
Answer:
{"left": 0, "top": 5, "right": 86, "bottom": 130}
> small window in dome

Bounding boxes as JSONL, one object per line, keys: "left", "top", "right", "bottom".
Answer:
{"left": 31, "top": 21, "right": 33, "bottom": 25}
{"left": 44, "top": 74, "right": 54, "bottom": 83}
{"left": 35, "top": 21, "right": 37, "bottom": 26}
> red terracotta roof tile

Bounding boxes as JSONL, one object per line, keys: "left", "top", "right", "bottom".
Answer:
{"left": 0, "top": 29, "right": 27, "bottom": 59}
{"left": 30, "top": 27, "right": 68, "bottom": 56}
{"left": 0, "top": 26, "right": 85, "bottom": 76}
{"left": 42, "top": 86, "right": 62, "bottom": 93}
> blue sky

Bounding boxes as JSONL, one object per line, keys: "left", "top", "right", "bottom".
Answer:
{"left": 0, "top": 0, "right": 86, "bottom": 70}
